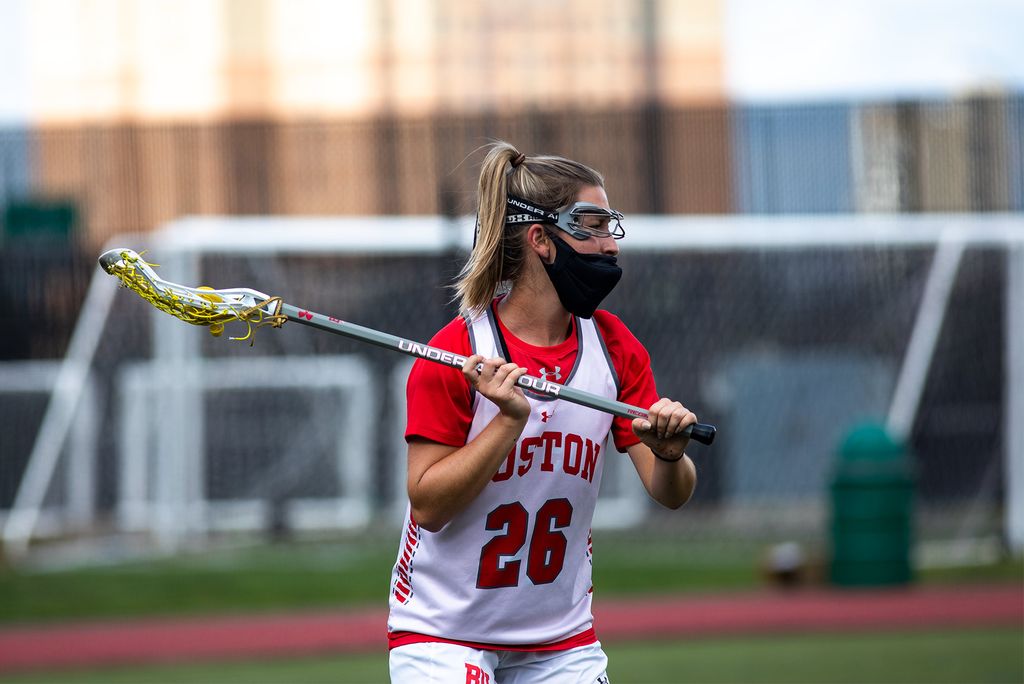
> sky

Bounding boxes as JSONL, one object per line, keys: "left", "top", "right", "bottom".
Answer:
{"left": 0, "top": 0, "right": 28, "bottom": 123}
{"left": 725, "top": 0, "right": 1024, "bottom": 101}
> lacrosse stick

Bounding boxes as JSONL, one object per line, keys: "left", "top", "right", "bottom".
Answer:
{"left": 99, "top": 248, "right": 716, "bottom": 445}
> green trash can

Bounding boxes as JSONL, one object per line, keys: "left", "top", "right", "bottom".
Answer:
{"left": 829, "top": 422, "right": 915, "bottom": 587}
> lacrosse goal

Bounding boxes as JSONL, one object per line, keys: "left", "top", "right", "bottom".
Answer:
{"left": 2, "top": 213, "right": 1022, "bottom": 562}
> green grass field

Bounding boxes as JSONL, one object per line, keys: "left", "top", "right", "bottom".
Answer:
{"left": 1, "top": 534, "right": 1021, "bottom": 683}
{"left": 2, "top": 534, "right": 1020, "bottom": 624}
{"left": 2, "top": 628, "right": 1020, "bottom": 684}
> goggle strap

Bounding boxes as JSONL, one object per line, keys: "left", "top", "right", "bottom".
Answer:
{"left": 505, "top": 195, "right": 558, "bottom": 224}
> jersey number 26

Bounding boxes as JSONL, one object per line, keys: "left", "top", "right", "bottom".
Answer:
{"left": 476, "top": 498, "right": 573, "bottom": 589}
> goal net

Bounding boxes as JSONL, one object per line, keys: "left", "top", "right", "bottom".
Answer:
{"left": 3, "top": 213, "right": 1021, "bottom": 563}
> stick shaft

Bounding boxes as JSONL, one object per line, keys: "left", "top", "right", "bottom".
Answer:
{"left": 278, "top": 303, "right": 715, "bottom": 445}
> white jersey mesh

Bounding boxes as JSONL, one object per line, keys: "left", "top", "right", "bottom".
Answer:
{"left": 387, "top": 311, "right": 618, "bottom": 646}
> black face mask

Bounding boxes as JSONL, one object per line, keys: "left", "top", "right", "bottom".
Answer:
{"left": 542, "top": 233, "right": 622, "bottom": 318}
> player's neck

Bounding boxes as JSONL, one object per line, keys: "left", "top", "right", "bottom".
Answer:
{"left": 499, "top": 287, "right": 572, "bottom": 348}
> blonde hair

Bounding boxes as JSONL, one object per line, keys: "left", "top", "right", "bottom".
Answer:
{"left": 454, "top": 141, "right": 605, "bottom": 314}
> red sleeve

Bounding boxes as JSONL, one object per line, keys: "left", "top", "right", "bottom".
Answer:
{"left": 404, "top": 316, "right": 475, "bottom": 447}
{"left": 593, "top": 310, "right": 659, "bottom": 452}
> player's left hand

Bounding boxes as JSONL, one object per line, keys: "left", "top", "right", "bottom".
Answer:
{"left": 631, "top": 398, "right": 697, "bottom": 462}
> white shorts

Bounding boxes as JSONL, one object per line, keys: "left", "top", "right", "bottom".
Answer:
{"left": 389, "top": 640, "right": 610, "bottom": 684}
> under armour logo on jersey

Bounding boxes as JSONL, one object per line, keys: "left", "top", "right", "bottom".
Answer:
{"left": 540, "top": 410, "right": 552, "bottom": 423}
{"left": 596, "top": 676, "right": 610, "bottom": 684}
{"left": 539, "top": 366, "right": 562, "bottom": 381}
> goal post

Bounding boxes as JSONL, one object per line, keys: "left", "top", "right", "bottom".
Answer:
{"left": 1007, "top": 243, "right": 1024, "bottom": 555}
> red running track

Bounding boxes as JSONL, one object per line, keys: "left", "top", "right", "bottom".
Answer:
{"left": 0, "top": 585, "right": 1020, "bottom": 674}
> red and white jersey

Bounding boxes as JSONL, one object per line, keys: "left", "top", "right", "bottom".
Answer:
{"left": 388, "top": 302, "right": 658, "bottom": 650}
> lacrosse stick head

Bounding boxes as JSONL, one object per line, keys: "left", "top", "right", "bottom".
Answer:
{"left": 99, "top": 248, "right": 283, "bottom": 341}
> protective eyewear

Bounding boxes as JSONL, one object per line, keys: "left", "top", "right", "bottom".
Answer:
{"left": 505, "top": 195, "right": 626, "bottom": 241}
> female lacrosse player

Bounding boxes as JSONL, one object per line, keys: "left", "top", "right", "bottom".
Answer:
{"left": 388, "top": 142, "right": 698, "bottom": 683}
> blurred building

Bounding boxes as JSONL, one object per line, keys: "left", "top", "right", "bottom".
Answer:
{"left": 22, "top": 0, "right": 723, "bottom": 122}
{"left": 0, "top": 0, "right": 1020, "bottom": 251}
{"left": 0, "top": 0, "right": 723, "bottom": 247}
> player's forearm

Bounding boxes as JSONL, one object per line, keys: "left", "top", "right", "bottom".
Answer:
{"left": 628, "top": 443, "right": 697, "bottom": 509}
{"left": 650, "top": 454, "right": 697, "bottom": 509}
{"left": 410, "top": 414, "right": 526, "bottom": 532}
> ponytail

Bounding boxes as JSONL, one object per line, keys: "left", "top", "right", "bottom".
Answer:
{"left": 454, "top": 141, "right": 605, "bottom": 314}
{"left": 454, "top": 143, "right": 521, "bottom": 315}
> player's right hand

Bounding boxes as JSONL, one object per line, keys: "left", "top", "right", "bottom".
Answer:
{"left": 463, "top": 354, "right": 530, "bottom": 422}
